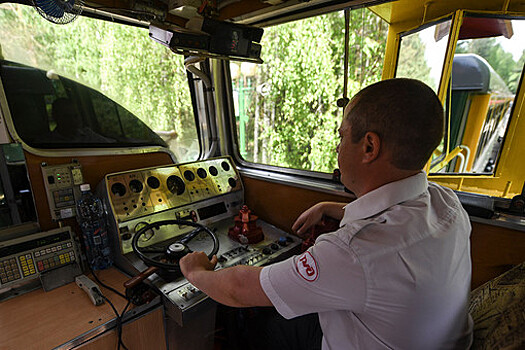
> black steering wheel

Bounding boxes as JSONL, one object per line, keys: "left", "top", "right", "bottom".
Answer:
{"left": 132, "top": 219, "right": 219, "bottom": 271}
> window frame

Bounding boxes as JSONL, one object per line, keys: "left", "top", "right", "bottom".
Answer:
{"left": 215, "top": 59, "right": 347, "bottom": 195}
{"left": 390, "top": 10, "right": 525, "bottom": 198}
{"left": 394, "top": 16, "right": 454, "bottom": 171}
{"left": 0, "top": 4, "right": 204, "bottom": 162}
{"left": 220, "top": 7, "right": 386, "bottom": 192}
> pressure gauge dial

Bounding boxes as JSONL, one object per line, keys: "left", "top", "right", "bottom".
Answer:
{"left": 167, "top": 175, "right": 185, "bottom": 195}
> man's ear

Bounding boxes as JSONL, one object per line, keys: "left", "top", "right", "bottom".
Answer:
{"left": 362, "top": 131, "right": 381, "bottom": 163}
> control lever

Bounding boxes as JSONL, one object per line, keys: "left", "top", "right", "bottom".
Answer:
{"left": 75, "top": 275, "right": 105, "bottom": 306}
{"left": 123, "top": 266, "right": 159, "bottom": 290}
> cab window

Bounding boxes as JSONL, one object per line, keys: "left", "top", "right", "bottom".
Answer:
{"left": 229, "top": 8, "right": 388, "bottom": 173}
{"left": 396, "top": 15, "right": 525, "bottom": 175}
{"left": 396, "top": 18, "right": 452, "bottom": 93}
{"left": 0, "top": 4, "right": 199, "bottom": 162}
{"left": 395, "top": 18, "right": 452, "bottom": 161}
{"left": 0, "top": 61, "right": 167, "bottom": 148}
{"left": 440, "top": 16, "right": 525, "bottom": 174}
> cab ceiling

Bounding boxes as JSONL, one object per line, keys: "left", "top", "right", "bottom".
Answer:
{"left": 370, "top": 0, "right": 525, "bottom": 26}
{"left": 75, "top": 0, "right": 395, "bottom": 28}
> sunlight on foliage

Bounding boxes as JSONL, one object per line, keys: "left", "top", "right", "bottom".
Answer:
{"left": 231, "top": 9, "right": 387, "bottom": 173}
{"left": 0, "top": 4, "right": 198, "bottom": 161}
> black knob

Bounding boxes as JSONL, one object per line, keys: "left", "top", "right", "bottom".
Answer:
{"left": 121, "top": 233, "right": 132, "bottom": 241}
{"left": 228, "top": 177, "right": 237, "bottom": 188}
{"left": 262, "top": 248, "right": 271, "bottom": 255}
{"left": 270, "top": 243, "right": 279, "bottom": 250}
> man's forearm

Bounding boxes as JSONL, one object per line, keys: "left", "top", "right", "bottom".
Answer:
{"left": 322, "top": 201, "right": 347, "bottom": 220}
{"left": 187, "top": 265, "right": 273, "bottom": 308}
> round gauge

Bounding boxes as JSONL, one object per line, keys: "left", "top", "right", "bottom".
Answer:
{"left": 197, "top": 168, "right": 207, "bottom": 179}
{"left": 147, "top": 176, "right": 161, "bottom": 189}
{"left": 128, "top": 179, "right": 143, "bottom": 193}
{"left": 111, "top": 182, "right": 126, "bottom": 197}
{"left": 167, "top": 175, "right": 185, "bottom": 195}
{"left": 228, "top": 177, "right": 237, "bottom": 188}
{"left": 134, "top": 222, "right": 154, "bottom": 242}
{"left": 221, "top": 161, "right": 230, "bottom": 171}
{"left": 184, "top": 170, "right": 195, "bottom": 181}
{"left": 209, "top": 166, "right": 218, "bottom": 176}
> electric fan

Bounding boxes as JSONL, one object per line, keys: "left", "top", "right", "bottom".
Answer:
{"left": 32, "top": 0, "right": 84, "bottom": 24}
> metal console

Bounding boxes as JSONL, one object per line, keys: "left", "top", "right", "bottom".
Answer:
{"left": 98, "top": 156, "right": 300, "bottom": 330}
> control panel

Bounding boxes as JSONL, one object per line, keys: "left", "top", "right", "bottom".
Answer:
{"left": 163, "top": 231, "right": 298, "bottom": 311}
{"left": 41, "top": 162, "right": 84, "bottom": 220}
{"left": 105, "top": 157, "right": 242, "bottom": 224}
{"left": 0, "top": 227, "right": 80, "bottom": 289}
{"left": 99, "top": 156, "right": 301, "bottom": 324}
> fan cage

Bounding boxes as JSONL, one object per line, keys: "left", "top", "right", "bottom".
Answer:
{"left": 32, "top": 0, "right": 84, "bottom": 24}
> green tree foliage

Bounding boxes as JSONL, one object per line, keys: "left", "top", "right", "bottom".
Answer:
{"left": 510, "top": 50, "right": 525, "bottom": 92}
{"left": 0, "top": 4, "right": 197, "bottom": 160}
{"left": 233, "top": 8, "right": 387, "bottom": 173}
{"left": 396, "top": 33, "right": 434, "bottom": 89}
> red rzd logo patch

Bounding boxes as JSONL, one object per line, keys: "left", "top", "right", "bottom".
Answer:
{"left": 296, "top": 252, "right": 318, "bottom": 282}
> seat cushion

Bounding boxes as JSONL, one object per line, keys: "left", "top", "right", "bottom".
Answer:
{"left": 469, "top": 261, "right": 525, "bottom": 349}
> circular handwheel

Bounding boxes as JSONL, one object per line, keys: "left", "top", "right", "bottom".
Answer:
{"left": 131, "top": 219, "right": 219, "bottom": 271}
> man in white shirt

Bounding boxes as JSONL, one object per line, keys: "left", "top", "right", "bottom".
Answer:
{"left": 180, "top": 78, "right": 473, "bottom": 349}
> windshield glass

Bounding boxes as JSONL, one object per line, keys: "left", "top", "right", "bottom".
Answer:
{"left": 442, "top": 16, "right": 525, "bottom": 174}
{"left": 229, "top": 8, "right": 387, "bottom": 173}
{"left": 396, "top": 19, "right": 451, "bottom": 93}
{"left": 0, "top": 4, "right": 199, "bottom": 162}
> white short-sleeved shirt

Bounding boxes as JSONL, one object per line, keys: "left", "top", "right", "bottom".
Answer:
{"left": 260, "top": 172, "right": 473, "bottom": 350}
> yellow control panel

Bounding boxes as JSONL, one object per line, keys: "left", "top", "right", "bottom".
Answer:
{"left": 105, "top": 157, "right": 242, "bottom": 223}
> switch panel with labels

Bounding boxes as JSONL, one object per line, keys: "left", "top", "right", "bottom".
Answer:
{"left": 41, "top": 162, "right": 84, "bottom": 220}
{"left": 0, "top": 227, "right": 81, "bottom": 289}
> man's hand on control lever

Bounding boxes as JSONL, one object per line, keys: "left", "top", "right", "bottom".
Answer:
{"left": 180, "top": 252, "right": 217, "bottom": 283}
{"left": 179, "top": 251, "right": 272, "bottom": 308}
{"left": 292, "top": 202, "right": 347, "bottom": 237}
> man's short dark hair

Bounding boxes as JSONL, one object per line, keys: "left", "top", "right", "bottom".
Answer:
{"left": 346, "top": 78, "right": 444, "bottom": 170}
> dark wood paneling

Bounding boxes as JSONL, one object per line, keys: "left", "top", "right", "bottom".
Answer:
{"left": 470, "top": 221, "right": 525, "bottom": 289}
{"left": 219, "top": 1, "right": 271, "bottom": 20}
{"left": 243, "top": 176, "right": 353, "bottom": 234}
{"left": 75, "top": 308, "right": 166, "bottom": 350}
{"left": 25, "top": 151, "right": 174, "bottom": 231}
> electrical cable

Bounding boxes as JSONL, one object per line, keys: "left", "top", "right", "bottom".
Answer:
{"left": 89, "top": 269, "right": 133, "bottom": 350}
{"left": 100, "top": 293, "right": 129, "bottom": 350}
{"left": 337, "top": 8, "right": 351, "bottom": 108}
{"left": 184, "top": 56, "right": 219, "bottom": 158}
{"left": 344, "top": 8, "right": 350, "bottom": 99}
{"left": 90, "top": 268, "right": 127, "bottom": 300}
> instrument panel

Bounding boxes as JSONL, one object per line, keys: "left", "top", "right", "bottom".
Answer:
{"left": 106, "top": 157, "right": 242, "bottom": 223}
{"left": 100, "top": 156, "right": 301, "bottom": 325}
{"left": 0, "top": 227, "right": 81, "bottom": 289}
{"left": 41, "top": 162, "right": 84, "bottom": 220}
